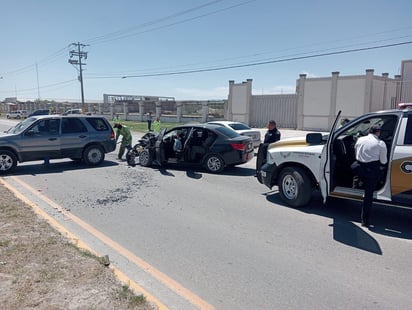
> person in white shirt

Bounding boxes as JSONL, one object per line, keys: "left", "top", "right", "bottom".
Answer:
{"left": 353, "top": 124, "right": 388, "bottom": 227}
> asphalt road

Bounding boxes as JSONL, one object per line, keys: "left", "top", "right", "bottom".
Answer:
{"left": 1, "top": 119, "right": 412, "bottom": 310}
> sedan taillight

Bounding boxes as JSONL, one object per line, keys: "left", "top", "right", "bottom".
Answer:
{"left": 231, "top": 143, "right": 246, "bottom": 151}
{"left": 110, "top": 130, "right": 115, "bottom": 140}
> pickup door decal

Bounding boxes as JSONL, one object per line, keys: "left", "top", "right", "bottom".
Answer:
{"left": 391, "top": 157, "right": 412, "bottom": 195}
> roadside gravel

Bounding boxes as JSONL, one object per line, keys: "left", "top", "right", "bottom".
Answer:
{"left": 0, "top": 184, "right": 157, "bottom": 310}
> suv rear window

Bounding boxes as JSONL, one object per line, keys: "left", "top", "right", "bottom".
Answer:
{"left": 62, "top": 118, "right": 87, "bottom": 133}
{"left": 86, "top": 118, "right": 110, "bottom": 131}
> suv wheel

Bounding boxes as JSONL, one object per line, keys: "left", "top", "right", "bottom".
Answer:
{"left": 0, "top": 150, "right": 17, "bottom": 174}
{"left": 83, "top": 145, "right": 105, "bottom": 166}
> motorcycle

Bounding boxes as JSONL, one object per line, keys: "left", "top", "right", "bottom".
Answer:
{"left": 126, "top": 132, "right": 157, "bottom": 167}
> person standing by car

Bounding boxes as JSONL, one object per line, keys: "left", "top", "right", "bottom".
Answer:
{"left": 353, "top": 124, "right": 387, "bottom": 227}
{"left": 153, "top": 117, "right": 162, "bottom": 133}
{"left": 146, "top": 112, "right": 152, "bottom": 131}
{"left": 173, "top": 133, "right": 183, "bottom": 152}
{"left": 263, "top": 120, "right": 281, "bottom": 144}
{"left": 114, "top": 123, "right": 132, "bottom": 160}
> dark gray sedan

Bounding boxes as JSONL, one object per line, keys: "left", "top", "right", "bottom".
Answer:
{"left": 136, "top": 124, "right": 254, "bottom": 173}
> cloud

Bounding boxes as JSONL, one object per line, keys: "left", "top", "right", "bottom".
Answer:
{"left": 301, "top": 71, "right": 318, "bottom": 78}
{"left": 174, "top": 86, "right": 229, "bottom": 100}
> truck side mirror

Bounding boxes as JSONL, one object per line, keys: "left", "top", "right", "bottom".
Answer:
{"left": 306, "top": 133, "right": 323, "bottom": 144}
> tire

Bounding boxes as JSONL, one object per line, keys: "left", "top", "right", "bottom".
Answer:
{"left": 278, "top": 166, "right": 312, "bottom": 208}
{"left": 139, "top": 149, "right": 152, "bottom": 167}
{"left": 0, "top": 150, "right": 17, "bottom": 174}
{"left": 83, "top": 145, "right": 105, "bottom": 166}
{"left": 204, "top": 154, "right": 225, "bottom": 173}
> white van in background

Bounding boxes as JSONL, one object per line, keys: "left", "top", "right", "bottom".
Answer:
{"left": 62, "top": 108, "right": 82, "bottom": 115}
{"left": 6, "top": 110, "right": 28, "bottom": 119}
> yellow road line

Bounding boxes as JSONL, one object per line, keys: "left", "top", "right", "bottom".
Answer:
{"left": 1, "top": 176, "right": 215, "bottom": 310}
{"left": 1, "top": 177, "right": 169, "bottom": 310}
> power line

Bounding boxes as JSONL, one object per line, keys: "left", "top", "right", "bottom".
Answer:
{"left": 85, "top": 40, "right": 412, "bottom": 79}
{"left": 0, "top": 79, "right": 77, "bottom": 95}
{"left": 0, "top": 46, "right": 70, "bottom": 77}
{"left": 85, "top": 0, "right": 228, "bottom": 45}
{"left": 85, "top": 34, "right": 412, "bottom": 78}
{"left": 85, "top": 0, "right": 256, "bottom": 45}
{"left": 0, "top": 1, "right": 253, "bottom": 78}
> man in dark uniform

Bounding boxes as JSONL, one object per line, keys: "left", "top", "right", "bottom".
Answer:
{"left": 264, "top": 120, "right": 281, "bottom": 144}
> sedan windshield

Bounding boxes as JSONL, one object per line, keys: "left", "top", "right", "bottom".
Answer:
{"left": 6, "top": 117, "right": 37, "bottom": 134}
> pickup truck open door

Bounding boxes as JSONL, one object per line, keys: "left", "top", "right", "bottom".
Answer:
{"left": 319, "top": 111, "right": 341, "bottom": 203}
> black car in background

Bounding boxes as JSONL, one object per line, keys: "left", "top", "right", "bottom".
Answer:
{"left": 135, "top": 124, "right": 254, "bottom": 173}
{"left": 28, "top": 109, "right": 50, "bottom": 117}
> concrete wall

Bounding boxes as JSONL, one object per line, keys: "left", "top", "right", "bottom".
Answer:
{"left": 250, "top": 94, "right": 297, "bottom": 128}
{"left": 336, "top": 76, "right": 365, "bottom": 117}
{"left": 227, "top": 80, "right": 297, "bottom": 128}
{"left": 401, "top": 60, "right": 412, "bottom": 103}
{"left": 302, "top": 78, "right": 332, "bottom": 130}
{"left": 226, "top": 79, "right": 252, "bottom": 124}
{"left": 296, "top": 69, "right": 398, "bottom": 131}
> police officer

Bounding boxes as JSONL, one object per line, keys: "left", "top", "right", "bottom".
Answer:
{"left": 354, "top": 124, "right": 387, "bottom": 227}
{"left": 114, "top": 123, "right": 132, "bottom": 160}
{"left": 264, "top": 120, "right": 281, "bottom": 144}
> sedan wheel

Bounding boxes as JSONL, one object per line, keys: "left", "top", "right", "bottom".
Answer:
{"left": 0, "top": 151, "right": 17, "bottom": 174}
{"left": 83, "top": 145, "right": 105, "bottom": 166}
{"left": 139, "top": 149, "right": 152, "bottom": 167}
{"left": 204, "top": 154, "right": 224, "bottom": 173}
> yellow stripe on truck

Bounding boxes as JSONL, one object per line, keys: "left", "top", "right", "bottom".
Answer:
{"left": 268, "top": 139, "right": 308, "bottom": 150}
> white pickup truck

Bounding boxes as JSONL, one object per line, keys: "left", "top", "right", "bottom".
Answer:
{"left": 256, "top": 108, "right": 412, "bottom": 208}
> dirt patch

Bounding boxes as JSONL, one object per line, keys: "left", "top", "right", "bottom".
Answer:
{"left": 0, "top": 185, "right": 157, "bottom": 310}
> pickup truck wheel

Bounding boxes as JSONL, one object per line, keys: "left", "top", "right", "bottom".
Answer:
{"left": 0, "top": 150, "right": 17, "bottom": 174}
{"left": 278, "top": 167, "right": 312, "bottom": 208}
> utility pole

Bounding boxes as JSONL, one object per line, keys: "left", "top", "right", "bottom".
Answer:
{"left": 36, "top": 62, "right": 41, "bottom": 100}
{"left": 68, "top": 42, "right": 88, "bottom": 111}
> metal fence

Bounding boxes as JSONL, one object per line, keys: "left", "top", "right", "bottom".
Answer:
{"left": 250, "top": 94, "right": 297, "bottom": 128}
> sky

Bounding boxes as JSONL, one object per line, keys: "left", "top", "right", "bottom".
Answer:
{"left": 1, "top": 0, "right": 411, "bottom": 102}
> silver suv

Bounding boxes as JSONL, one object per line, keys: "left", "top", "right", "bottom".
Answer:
{"left": 0, "top": 115, "right": 116, "bottom": 174}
